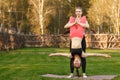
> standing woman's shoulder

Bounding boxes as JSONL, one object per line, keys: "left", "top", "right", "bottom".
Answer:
{"left": 81, "top": 16, "right": 86, "bottom": 23}
{"left": 81, "top": 16, "right": 86, "bottom": 19}
{"left": 69, "top": 16, "right": 75, "bottom": 22}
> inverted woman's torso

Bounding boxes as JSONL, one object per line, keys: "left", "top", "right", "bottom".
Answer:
{"left": 71, "top": 37, "right": 82, "bottom": 49}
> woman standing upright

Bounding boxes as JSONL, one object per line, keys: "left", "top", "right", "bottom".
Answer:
{"left": 64, "top": 6, "right": 89, "bottom": 78}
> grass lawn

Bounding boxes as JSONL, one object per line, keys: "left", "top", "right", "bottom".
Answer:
{"left": 0, "top": 47, "right": 120, "bottom": 80}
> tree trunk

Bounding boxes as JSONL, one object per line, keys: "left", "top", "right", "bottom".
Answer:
{"left": 39, "top": 0, "right": 44, "bottom": 35}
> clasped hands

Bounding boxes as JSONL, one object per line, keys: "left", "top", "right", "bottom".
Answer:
{"left": 73, "top": 17, "right": 81, "bottom": 25}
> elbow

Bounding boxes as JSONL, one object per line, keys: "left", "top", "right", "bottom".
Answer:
{"left": 87, "top": 25, "right": 89, "bottom": 28}
{"left": 64, "top": 25, "right": 68, "bottom": 28}
{"left": 64, "top": 26, "right": 66, "bottom": 28}
{"left": 64, "top": 26, "right": 67, "bottom": 28}
{"left": 85, "top": 24, "right": 89, "bottom": 28}
{"left": 85, "top": 21, "right": 89, "bottom": 28}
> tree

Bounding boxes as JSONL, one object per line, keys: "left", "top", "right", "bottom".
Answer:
{"left": 28, "top": 0, "right": 62, "bottom": 34}
{"left": 0, "top": 0, "right": 29, "bottom": 33}
{"left": 88, "top": 0, "right": 120, "bottom": 34}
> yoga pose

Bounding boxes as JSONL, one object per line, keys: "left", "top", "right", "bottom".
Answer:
{"left": 49, "top": 52, "right": 111, "bottom": 77}
{"left": 64, "top": 6, "right": 89, "bottom": 78}
{"left": 64, "top": 6, "right": 88, "bottom": 78}
{"left": 49, "top": 6, "right": 111, "bottom": 78}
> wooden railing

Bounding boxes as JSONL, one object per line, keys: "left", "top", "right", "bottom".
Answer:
{"left": 0, "top": 33, "right": 120, "bottom": 51}
{"left": 86, "top": 34, "right": 120, "bottom": 49}
{"left": 24, "top": 34, "right": 120, "bottom": 49}
{"left": 0, "top": 32, "right": 25, "bottom": 51}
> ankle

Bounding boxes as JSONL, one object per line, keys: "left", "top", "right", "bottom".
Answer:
{"left": 83, "top": 73, "right": 86, "bottom": 75}
{"left": 70, "top": 73, "right": 73, "bottom": 75}
{"left": 83, "top": 73, "right": 87, "bottom": 78}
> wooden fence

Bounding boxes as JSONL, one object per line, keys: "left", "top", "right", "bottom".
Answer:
{"left": 86, "top": 34, "right": 120, "bottom": 49}
{"left": 24, "top": 34, "right": 120, "bottom": 49}
{"left": 0, "top": 33, "right": 120, "bottom": 51}
{"left": 0, "top": 32, "right": 25, "bottom": 51}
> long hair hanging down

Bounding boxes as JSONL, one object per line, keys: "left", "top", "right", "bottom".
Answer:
{"left": 76, "top": 68, "right": 80, "bottom": 76}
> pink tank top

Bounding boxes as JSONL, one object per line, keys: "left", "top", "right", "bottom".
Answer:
{"left": 69, "top": 16, "right": 86, "bottom": 39}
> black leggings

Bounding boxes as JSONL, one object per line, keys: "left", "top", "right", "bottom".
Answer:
{"left": 70, "top": 36, "right": 86, "bottom": 73}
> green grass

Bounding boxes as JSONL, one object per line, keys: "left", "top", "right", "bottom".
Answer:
{"left": 0, "top": 47, "right": 120, "bottom": 80}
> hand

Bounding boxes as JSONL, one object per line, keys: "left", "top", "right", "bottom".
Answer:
{"left": 74, "top": 18, "right": 77, "bottom": 25}
{"left": 49, "top": 54, "right": 53, "bottom": 57}
{"left": 105, "top": 54, "right": 111, "bottom": 58}
{"left": 76, "top": 17, "right": 80, "bottom": 24}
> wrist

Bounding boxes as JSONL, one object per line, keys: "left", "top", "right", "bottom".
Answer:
{"left": 73, "top": 22, "right": 76, "bottom": 25}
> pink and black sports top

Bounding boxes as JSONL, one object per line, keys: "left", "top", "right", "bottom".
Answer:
{"left": 69, "top": 16, "right": 86, "bottom": 39}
